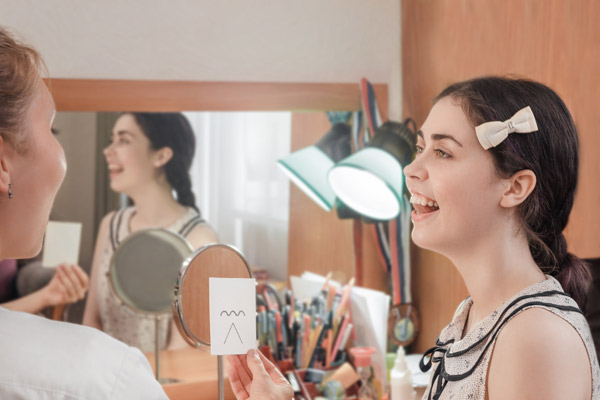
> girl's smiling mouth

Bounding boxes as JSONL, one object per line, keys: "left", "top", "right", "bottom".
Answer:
{"left": 410, "top": 192, "right": 439, "bottom": 220}
{"left": 108, "top": 164, "right": 124, "bottom": 178}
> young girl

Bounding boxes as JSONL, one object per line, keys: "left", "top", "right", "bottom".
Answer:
{"left": 83, "top": 112, "right": 218, "bottom": 352}
{"left": 226, "top": 77, "right": 599, "bottom": 400}
{"left": 406, "top": 76, "right": 598, "bottom": 399}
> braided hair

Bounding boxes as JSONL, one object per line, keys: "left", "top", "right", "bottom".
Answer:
{"left": 127, "top": 112, "right": 199, "bottom": 214}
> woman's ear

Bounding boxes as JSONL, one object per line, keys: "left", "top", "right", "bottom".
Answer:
{"left": 153, "top": 147, "right": 173, "bottom": 168}
{"left": 0, "top": 137, "right": 11, "bottom": 196}
{"left": 499, "top": 169, "right": 536, "bottom": 208}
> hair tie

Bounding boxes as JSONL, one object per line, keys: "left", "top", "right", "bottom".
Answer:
{"left": 475, "top": 106, "right": 538, "bottom": 150}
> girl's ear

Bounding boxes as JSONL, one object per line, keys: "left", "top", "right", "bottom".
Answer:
{"left": 153, "top": 147, "right": 173, "bottom": 168}
{"left": 499, "top": 169, "right": 536, "bottom": 208}
{"left": 0, "top": 137, "right": 11, "bottom": 196}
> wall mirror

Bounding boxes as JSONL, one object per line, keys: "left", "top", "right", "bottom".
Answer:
{"left": 49, "top": 79, "right": 389, "bottom": 326}
{"left": 53, "top": 109, "right": 291, "bottom": 283}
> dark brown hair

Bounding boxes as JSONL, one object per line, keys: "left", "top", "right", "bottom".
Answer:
{"left": 0, "top": 27, "right": 44, "bottom": 153}
{"left": 437, "top": 76, "right": 590, "bottom": 310}
{"left": 126, "top": 112, "right": 199, "bottom": 213}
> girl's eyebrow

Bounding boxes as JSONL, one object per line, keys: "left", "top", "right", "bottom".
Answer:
{"left": 417, "top": 130, "right": 463, "bottom": 147}
{"left": 111, "top": 130, "right": 134, "bottom": 137}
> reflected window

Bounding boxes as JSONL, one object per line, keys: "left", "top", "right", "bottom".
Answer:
{"left": 183, "top": 112, "right": 291, "bottom": 281}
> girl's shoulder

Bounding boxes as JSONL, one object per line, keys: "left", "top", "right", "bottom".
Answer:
{"left": 487, "top": 306, "right": 592, "bottom": 399}
{"left": 185, "top": 223, "right": 219, "bottom": 250}
{"left": 174, "top": 207, "right": 219, "bottom": 249}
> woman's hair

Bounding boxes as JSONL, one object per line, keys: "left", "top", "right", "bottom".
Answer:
{"left": 0, "top": 27, "right": 44, "bottom": 153}
{"left": 126, "top": 112, "right": 199, "bottom": 213}
{"left": 436, "top": 76, "right": 590, "bottom": 310}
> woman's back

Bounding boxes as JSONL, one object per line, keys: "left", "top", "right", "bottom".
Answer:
{"left": 0, "top": 306, "right": 165, "bottom": 399}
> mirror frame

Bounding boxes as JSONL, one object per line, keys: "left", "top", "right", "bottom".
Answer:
{"left": 47, "top": 79, "right": 388, "bottom": 112}
{"left": 173, "top": 243, "right": 252, "bottom": 349}
{"left": 108, "top": 227, "right": 194, "bottom": 315}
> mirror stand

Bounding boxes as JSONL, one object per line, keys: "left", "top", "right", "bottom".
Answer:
{"left": 218, "top": 355, "right": 224, "bottom": 400}
{"left": 154, "top": 316, "right": 161, "bottom": 381}
{"left": 154, "top": 314, "right": 179, "bottom": 384}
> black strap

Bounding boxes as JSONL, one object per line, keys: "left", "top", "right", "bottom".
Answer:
{"left": 110, "top": 209, "right": 204, "bottom": 251}
{"left": 447, "top": 290, "right": 574, "bottom": 357}
{"left": 421, "top": 291, "right": 583, "bottom": 400}
{"left": 109, "top": 208, "right": 126, "bottom": 252}
{"left": 178, "top": 215, "right": 205, "bottom": 238}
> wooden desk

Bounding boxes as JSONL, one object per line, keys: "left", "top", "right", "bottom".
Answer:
{"left": 145, "top": 348, "right": 235, "bottom": 400}
{"left": 146, "top": 348, "right": 427, "bottom": 399}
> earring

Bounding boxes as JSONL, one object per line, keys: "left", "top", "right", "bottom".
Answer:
{"left": 8, "top": 183, "right": 12, "bottom": 199}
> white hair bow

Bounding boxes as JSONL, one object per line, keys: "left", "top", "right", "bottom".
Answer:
{"left": 475, "top": 106, "right": 538, "bottom": 150}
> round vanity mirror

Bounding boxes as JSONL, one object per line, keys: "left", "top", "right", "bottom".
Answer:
{"left": 108, "top": 228, "right": 194, "bottom": 382}
{"left": 173, "top": 244, "right": 252, "bottom": 348}
{"left": 172, "top": 244, "right": 252, "bottom": 400}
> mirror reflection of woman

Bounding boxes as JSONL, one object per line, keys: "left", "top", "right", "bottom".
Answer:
{"left": 0, "top": 26, "right": 165, "bottom": 398}
{"left": 82, "top": 112, "right": 218, "bottom": 352}
{"left": 227, "top": 77, "right": 599, "bottom": 400}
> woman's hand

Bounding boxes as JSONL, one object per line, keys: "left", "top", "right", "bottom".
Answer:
{"left": 42, "top": 264, "right": 89, "bottom": 307}
{"left": 226, "top": 349, "right": 294, "bottom": 400}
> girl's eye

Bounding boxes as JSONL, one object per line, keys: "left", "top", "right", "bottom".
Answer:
{"left": 415, "top": 145, "right": 424, "bottom": 154}
{"left": 435, "top": 149, "right": 451, "bottom": 159}
{"left": 51, "top": 127, "right": 59, "bottom": 135}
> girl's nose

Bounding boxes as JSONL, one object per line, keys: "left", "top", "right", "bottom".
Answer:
{"left": 403, "top": 156, "right": 426, "bottom": 182}
{"left": 103, "top": 142, "right": 113, "bottom": 156}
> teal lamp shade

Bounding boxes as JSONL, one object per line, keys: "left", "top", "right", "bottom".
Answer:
{"left": 277, "top": 123, "right": 351, "bottom": 211}
{"left": 327, "top": 121, "right": 416, "bottom": 221}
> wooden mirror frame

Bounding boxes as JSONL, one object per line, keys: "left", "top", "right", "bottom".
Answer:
{"left": 48, "top": 79, "right": 388, "bottom": 113}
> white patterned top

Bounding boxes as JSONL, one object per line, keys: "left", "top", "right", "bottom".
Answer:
{"left": 421, "top": 276, "right": 599, "bottom": 400}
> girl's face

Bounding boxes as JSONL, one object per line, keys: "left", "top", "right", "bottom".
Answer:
{"left": 103, "top": 114, "right": 161, "bottom": 195}
{"left": 403, "top": 97, "right": 508, "bottom": 255}
{"left": 8, "top": 81, "right": 66, "bottom": 257}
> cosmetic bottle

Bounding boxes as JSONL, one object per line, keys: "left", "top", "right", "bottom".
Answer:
{"left": 349, "top": 347, "right": 377, "bottom": 399}
{"left": 390, "top": 346, "right": 415, "bottom": 400}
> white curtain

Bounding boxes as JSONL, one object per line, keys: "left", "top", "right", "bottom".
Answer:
{"left": 183, "top": 111, "right": 291, "bottom": 281}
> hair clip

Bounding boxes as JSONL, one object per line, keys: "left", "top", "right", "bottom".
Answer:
{"left": 475, "top": 106, "right": 538, "bottom": 150}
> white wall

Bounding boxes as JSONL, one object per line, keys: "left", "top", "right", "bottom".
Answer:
{"left": 1, "top": 0, "right": 402, "bottom": 119}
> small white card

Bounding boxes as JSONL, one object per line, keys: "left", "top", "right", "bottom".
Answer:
{"left": 42, "top": 221, "right": 82, "bottom": 268}
{"left": 209, "top": 277, "right": 256, "bottom": 355}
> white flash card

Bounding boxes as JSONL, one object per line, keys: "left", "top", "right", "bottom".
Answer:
{"left": 42, "top": 221, "right": 82, "bottom": 268}
{"left": 209, "top": 277, "right": 256, "bottom": 355}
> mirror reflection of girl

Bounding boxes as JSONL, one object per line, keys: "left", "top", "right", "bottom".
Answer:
{"left": 82, "top": 112, "right": 218, "bottom": 352}
{"left": 0, "top": 26, "right": 165, "bottom": 398}
{"left": 226, "top": 77, "right": 599, "bottom": 400}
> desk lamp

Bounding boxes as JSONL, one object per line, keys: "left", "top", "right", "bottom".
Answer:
{"left": 327, "top": 120, "right": 416, "bottom": 221}
{"left": 277, "top": 122, "right": 351, "bottom": 211}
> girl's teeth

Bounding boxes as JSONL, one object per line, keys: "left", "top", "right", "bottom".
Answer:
{"left": 410, "top": 194, "right": 438, "bottom": 208}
